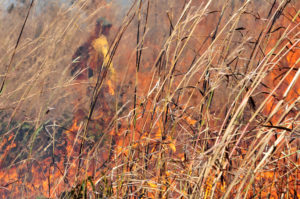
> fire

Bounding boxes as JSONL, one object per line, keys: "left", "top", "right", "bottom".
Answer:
{"left": 263, "top": 7, "right": 300, "bottom": 124}
{"left": 264, "top": 45, "right": 300, "bottom": 124}
{"left": 257, "top": 7, "right": 299, "bottom": 198}
{"left": 0, "top": 118, "right": 87, "bottom": 198}
{"left": 0, "top": 1, "right": 299, "bottom": 198}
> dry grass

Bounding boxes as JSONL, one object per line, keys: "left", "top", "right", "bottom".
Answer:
{"left": 0, "top": 0, "right": 299, "bottom": 198}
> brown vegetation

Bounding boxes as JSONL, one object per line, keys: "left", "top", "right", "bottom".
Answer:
{"left": 0, "top": 0, "right": 299, "bottom": 198}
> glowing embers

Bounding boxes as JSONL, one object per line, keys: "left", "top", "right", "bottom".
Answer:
{"left": 252, "top": 145, "right": 299, "bottom": 199}
{"left": 0, "top": 119, "right": 93, "bottom": 198}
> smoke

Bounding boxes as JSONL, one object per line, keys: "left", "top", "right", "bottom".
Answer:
{"left": 1, "top": 0, "right": 132, "bottom": 13}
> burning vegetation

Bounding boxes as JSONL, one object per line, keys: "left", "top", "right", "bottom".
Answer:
{"left": 0, "top": 0, "right": 299, "bottom": 198}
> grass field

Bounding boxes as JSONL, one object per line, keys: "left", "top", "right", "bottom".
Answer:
{"left": 0, "top": 0, "right": 299, "bottom": 198}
